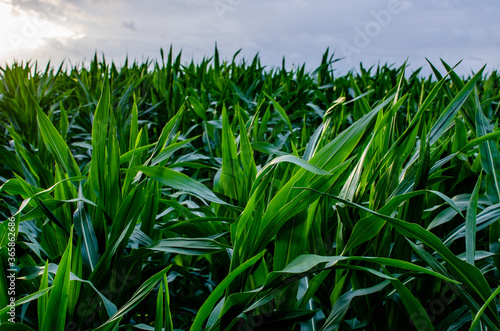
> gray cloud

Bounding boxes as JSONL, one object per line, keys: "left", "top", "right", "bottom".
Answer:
{"left": 122, "top": 20, "right": 136, "bottom": 31}
{"left": 7, "top": 0, "right": 65, "bottom": 21}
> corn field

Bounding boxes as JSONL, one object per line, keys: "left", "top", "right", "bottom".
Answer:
{"left": 1, "top": 48, "right": 500, "bottom": 330}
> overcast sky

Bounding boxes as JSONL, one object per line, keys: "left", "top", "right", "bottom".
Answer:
{"left": 1, "top": 0, "right": 499, "bottom": 77}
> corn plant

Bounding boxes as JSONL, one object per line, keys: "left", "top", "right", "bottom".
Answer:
{"left": 1, "top": 48, "right": 500, "bottom": 330}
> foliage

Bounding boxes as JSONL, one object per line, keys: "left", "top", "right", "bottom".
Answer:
{"left": 0, "top": 47, "right": 500, "bottom": 330}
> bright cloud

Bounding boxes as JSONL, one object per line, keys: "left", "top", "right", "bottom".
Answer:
{"left": 0, "top": 1, "right": 81, "bottom": 59}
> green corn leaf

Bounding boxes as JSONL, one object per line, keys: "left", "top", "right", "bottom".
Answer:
{"left": 147, "top": 237, "right": 230, "bottom": 255}
{"left": 474, "top": 89, "right": 500, "bottom": 204}
{"left": 94, "top": 265, "right": 172, "bottom": 331}
{"left": 0, "top": 287, "right": 53, "bottom": 318}
{"left": 38, "top": 260, "right": 49, "bottom": 329}
{"left": 151, "top": 136, "right": 200, "bottom": 166}
{"left": 190, "top": 250, "right": 266, "bottom": 330}
{"left": 387, "top": 272, "right": 434, "bottom": 331}
{"left": 302, "top": 188, "right": 500, "bottom": 327}
{"left": 163, "top": 274, "right": 173, "bottom": 331}
{"left": 37, "top": 108, "right": 81, "bottom": 179}
{"left": 131, "top": 165, "right": 227, "bottom": 205}
{"left": 89, "top": 81, "right": 111, "bottom": 197}
{"left": 73, "top": 184, "right": 100, "bottom": 271}
{"left": 344, "top": 189, "right": 463, "bottom": 253}
{"left": 219, "top": 106, "right": 243, "bottom": 200}
{"left": 41, "top": 227, "right": 73, "bottom": 331}
{"left": 188, "top": 95, "right": 208, "bottom": 122}
{"left": 321, "top": 281, "right": 390, "bottom": 331}
{"left": 466, "top": 174, "right": 481, "bottom": 265}
{"left": 154, "top": 280, "right": 164, "bottom": 331}
{"left": 428, "top": 66, "right": 484, "bottom": 146}
{"left": 470, "top": 286, "right": 500, "bottom": 331}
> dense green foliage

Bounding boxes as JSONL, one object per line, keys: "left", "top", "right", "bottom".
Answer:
{"left": 1, "top": 48, "right": 500, "bottom": 330}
